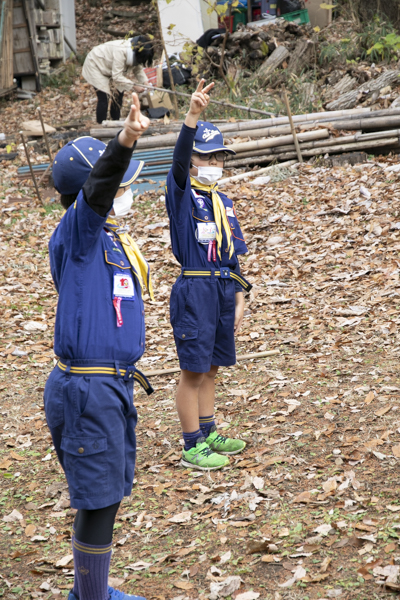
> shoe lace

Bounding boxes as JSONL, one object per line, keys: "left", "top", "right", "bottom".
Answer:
{"left": 199, "top": 445, "right": 214, "bottom": 457}
{"left": 213, "top": 433, "right": 228, "bottom": 445}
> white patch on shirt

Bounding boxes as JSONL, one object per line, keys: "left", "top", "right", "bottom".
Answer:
{"left": 113, "top": 272, "right": 135, "bottom": 298}
{"left": 197, "top": 222, "right": 217, "bottom": 243}
{"left": 226, "top": 207, "right": 235, "bottom": 217}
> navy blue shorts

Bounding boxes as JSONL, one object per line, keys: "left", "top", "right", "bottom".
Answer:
{"left": 170, "top": 275, "right": 236, "bottom": 373}
{"left": 44, "top": 365, "right": 137, "bottom": 510}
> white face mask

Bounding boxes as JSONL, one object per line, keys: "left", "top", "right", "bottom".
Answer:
{"left": 113, "top": 188, "right": 133, "bottom": 218}
{"left": 192, "top": 166, "right": 223, "bottom": 185}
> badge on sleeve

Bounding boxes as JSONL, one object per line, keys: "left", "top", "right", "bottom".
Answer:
{"left": 113, "top": 272, "right": 135, "bottom": 300}
{"left": 226, "top": 206, "right": 235, "bottom": 218}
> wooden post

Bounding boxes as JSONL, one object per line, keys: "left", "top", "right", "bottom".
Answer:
{"left": 282, "top": 87, "right": 303, "bottom": 163}
{"left": 154, "top": 0, "right": 179, "bottom": 120}
{"left": 20, "top": 132, "right": 43, "bottom": 206}
{"left": 248, "top": 0, "right": 253, "bottom": 23}
{"left": 37, "top": 106, "right": 52, "bottom": 161}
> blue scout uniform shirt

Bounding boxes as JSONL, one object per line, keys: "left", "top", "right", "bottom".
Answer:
{"left": 49, "top": 139, "right": 145, "bottom": 364}
{"left": 165, "top": 124, "right": 248, "bottom": 279}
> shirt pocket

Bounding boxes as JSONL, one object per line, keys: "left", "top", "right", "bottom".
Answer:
{"left": 104, "top": 250, "right": 131, "bottom": 270}
{"left": 104, "top": 251, "right": 136, "bottom": 310}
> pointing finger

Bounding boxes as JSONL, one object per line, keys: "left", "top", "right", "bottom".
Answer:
{"left": 195, "top": 78, "right": 205, "bottom": 94}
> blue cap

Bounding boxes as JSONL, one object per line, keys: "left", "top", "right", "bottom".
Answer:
{"left": 52, "top": 136, "right": 145, "bottom": 195}
{"left": 193, "top": 121, "right": 236, "bottom": 155}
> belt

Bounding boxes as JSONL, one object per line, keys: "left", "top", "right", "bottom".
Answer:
{"left": 182, "top": 267, "right": 252, "bottom": 293}
{"left": 57, "top": 359, "right": 154, "bottom": 395}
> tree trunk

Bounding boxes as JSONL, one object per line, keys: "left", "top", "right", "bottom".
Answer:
{"left": 326, "top": 70, "right": 400, "bottom": 111}
{"left": 287, "top": 39, "right": 315, "bottom": 76}
{"left": 256, "top": 46, "right": 290, "bottom": 84}
{"left": 324, "top": 74, "right": 357, "bottom": 101}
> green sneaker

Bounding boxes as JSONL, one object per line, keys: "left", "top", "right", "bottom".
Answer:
{"left": 206, "top": 426, "right": 246, "bottom": 455}
{"left": 181, "top": 437, "right": 229, "bottom": 470}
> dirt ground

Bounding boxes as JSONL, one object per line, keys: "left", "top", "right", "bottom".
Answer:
{"left": 2, "top": 148, "right": 400, "bottom": 600}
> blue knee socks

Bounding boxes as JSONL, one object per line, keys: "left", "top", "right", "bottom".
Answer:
{"left": 72, "top": 536, "right": 112, "bottom": 600}
{"left": 199, "top": 414, "right": 215, "bottom": 438}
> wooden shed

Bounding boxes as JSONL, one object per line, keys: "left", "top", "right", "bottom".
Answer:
{"left": 0, "top": 0, "right": 14, "bottom": 97}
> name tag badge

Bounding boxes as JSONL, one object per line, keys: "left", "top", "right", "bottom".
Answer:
{"left": 197, "top": 222, "right": 217, "bottom": 243}
{"left": 226, "top": 206, "right": 235, "bottom": 218}
{"left": 113, "top": 272, "right": 135, "bottom": 300}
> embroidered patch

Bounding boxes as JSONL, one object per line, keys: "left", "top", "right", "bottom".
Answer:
{"left": 197, "top": 197, "right": 205, "bottom": 208}
{"left": 202, "top": 128, "right": 219, "bottom": 142}
{"left": 226, "top": 207, "right": 235, "bottom": 217}
{"left": 113, "top": 272, "right": 135, "bottom": 299}
{"left": 192, "top": 190, "right": 207, "bottom": 210}
{"left": 197, "top": 222, "right": 217, "bottom": 243}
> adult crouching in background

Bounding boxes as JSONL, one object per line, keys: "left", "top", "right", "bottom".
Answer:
{"left": 82, "top": 35, "right": 154, "bottom": 124}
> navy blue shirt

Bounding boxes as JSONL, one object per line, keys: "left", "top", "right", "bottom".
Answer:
{"left": 165, "top": 124, "right": 248, "bottom": 279}
{"left": 49, "top": 136, "right": 145, "bottom": 363}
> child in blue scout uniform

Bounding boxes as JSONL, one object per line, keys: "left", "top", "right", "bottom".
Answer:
{"left": 165, "top": 80, "right": 252, "bottom": 470}
{"left": 44, "top": 93, "right": 153, "bottom": 600}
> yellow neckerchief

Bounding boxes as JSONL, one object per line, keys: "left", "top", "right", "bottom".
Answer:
{"left": 190, "top": 178, "right": 234, "bottom": 259}
{"left": 106, "top": 218, "right": 154, "bottom": 300}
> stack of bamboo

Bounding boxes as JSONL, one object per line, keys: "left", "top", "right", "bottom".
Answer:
{"left": 90, "top": 106, "right": 400, "bottom": 171}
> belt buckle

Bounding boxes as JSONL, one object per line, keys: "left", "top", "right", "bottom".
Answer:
{"left": 220, "top": 267, "right": 230, "bottom": 279}
{"left": 124, "top": 365, "right": 136, "bottom": 381}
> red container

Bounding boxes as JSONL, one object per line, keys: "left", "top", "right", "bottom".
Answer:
{"left": 218, "top": 15, "right": 234, "bottom": 32}
{"left": 143, "top": 67, "right": 158, "bottom": 85}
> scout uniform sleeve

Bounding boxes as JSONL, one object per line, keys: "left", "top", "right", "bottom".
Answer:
{"left": 166, "top": 123, "right": 197, "bottom": 220}
{"left": 227, "top": 202, "right": 248, "bottom": 256}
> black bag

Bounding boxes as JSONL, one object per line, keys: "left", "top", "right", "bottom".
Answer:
{"left": 162, "top": 65, "right": 191, "bottom": 88}
{"left": 147, "top": 107, "right": 170, "bottom": 119}
{"left": 280, "top": 0, "right": 302, "bottom": 14}
{"left": 196, "top": 28, "right": 225, "bottom": 48}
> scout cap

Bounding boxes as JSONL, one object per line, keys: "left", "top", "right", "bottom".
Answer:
{"left": 193, "top": 120, "right": 236, "bottom": 155}
{"left": 52, "top": 136, "right": 145, "bottom": 195}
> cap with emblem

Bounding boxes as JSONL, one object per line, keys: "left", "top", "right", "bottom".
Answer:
{"left": 52, "top": 136, "right": 145, "bottom": 195}
{"left": 193, "top": 120, "right": 236, "bottom": 155}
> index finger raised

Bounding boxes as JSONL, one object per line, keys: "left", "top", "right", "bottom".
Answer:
{"left": 195, "top": 78, "right": 206, "bottom": 94}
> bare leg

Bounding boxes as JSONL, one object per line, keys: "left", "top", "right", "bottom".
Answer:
{"left": 176, "top": 369, "right": 205, "bottom": 432}
{"left": 199, "top": 365, "right": 219, "bottom": 418}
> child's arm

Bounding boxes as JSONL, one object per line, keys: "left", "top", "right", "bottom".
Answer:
{"left": 83, "top": 93, "right": 149, "bottom": 217}
{"left": 234, "top": 291, "right": 245, "bottom": 334}
{"left": 172, "top": 79, "right": 214, "bottom": 189}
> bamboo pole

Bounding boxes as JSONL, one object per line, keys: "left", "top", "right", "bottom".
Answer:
{"left": 282, "top": 88, "right": 303, "bottom": 163}
{"left": 20, "top": 132, "right": 43, "bottom": 206}
{"left": 229, "top": 128, "right": 329, "bottom": 153}
{"left": 143, "top": 349, "right": 280, "bottom": 377}
{"left": 126, "top": 81, "right": 278, "bottom": 118}
{"left": 218, "top": 161, "right": 297, "bottom": 186}
{"left": 320, "top": 115, "right": 400, "bottom": 131}
{"left": 225, "top": 136, "right": 400, "bottom": 168}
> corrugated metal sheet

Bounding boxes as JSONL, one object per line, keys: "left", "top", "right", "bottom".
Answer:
{"left": 17, "top": 147, "right": 174, "bottom": 193}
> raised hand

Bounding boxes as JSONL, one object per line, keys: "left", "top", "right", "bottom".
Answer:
{"left": 119, "top": 92, "right": 150, "bottom": 148}
{"left": 189, "top": 79, "right": 214, "bottom": 116}
{"left": 185, "top": 79, "right": 214, "bottom": 128}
